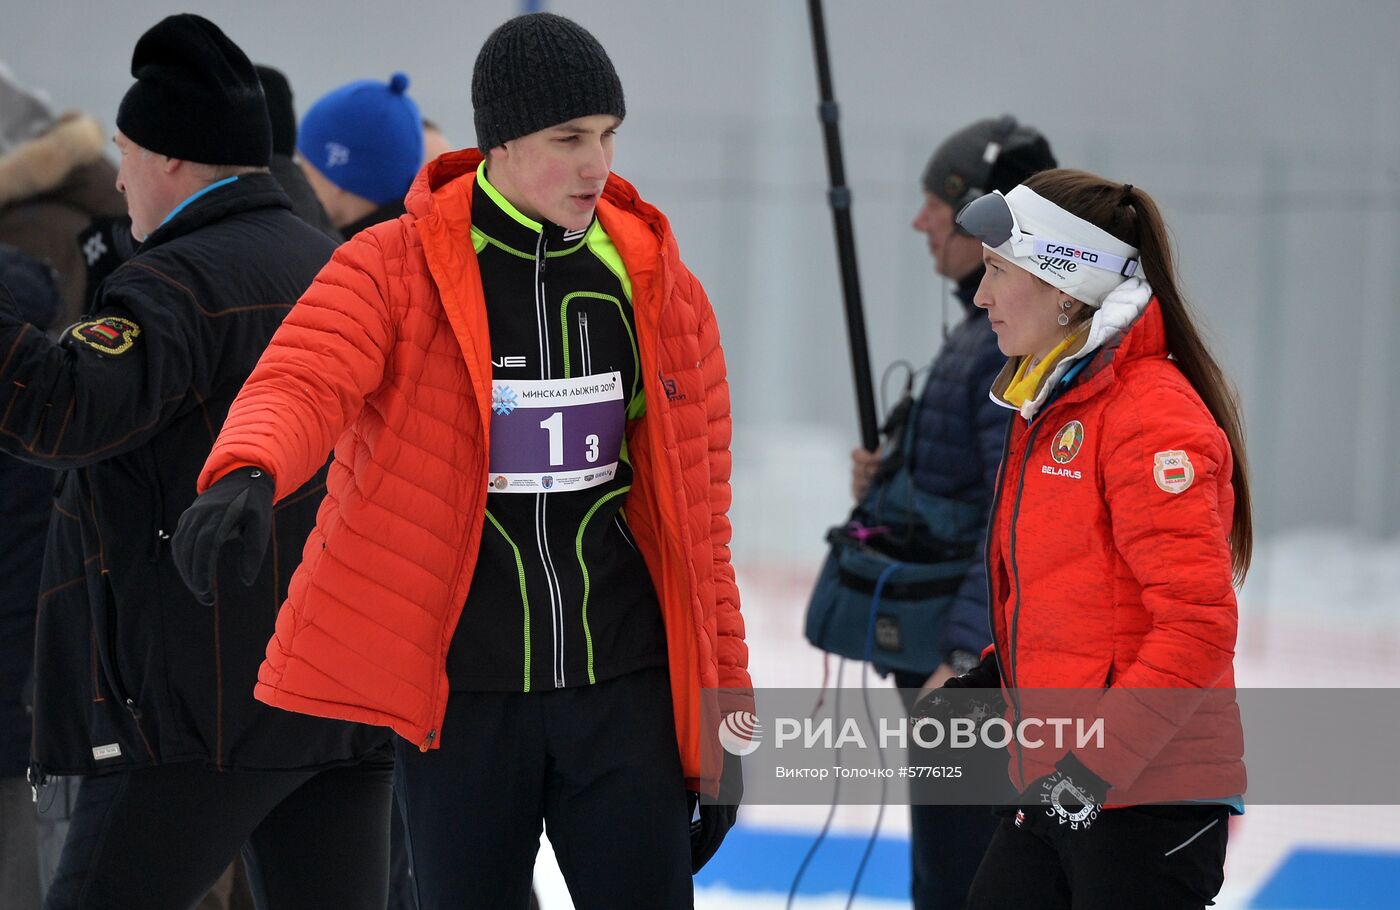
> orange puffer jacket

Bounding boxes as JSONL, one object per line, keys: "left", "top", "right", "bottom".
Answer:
{"left": 988, "top": 299, "right": 1245, "bottom": 804}
{"left": 197, "top": 150, "right": 750, "bottom": 791}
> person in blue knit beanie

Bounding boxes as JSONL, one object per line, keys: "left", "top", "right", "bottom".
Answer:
{"left": 297, "top": 72, "right": 423, "bottom": 237}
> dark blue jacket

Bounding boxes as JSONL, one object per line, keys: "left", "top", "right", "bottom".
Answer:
{"left": 906, "top": 271, "right": 1010, "bottom": 660}
{"left": 0, "top": 247, "right": 58, "bottom": 778}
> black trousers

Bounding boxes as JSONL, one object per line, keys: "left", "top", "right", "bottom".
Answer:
{"left": 394, "top": 667, "right": 692, "bottom": 910}
{"left": 894, "top": 671, "right": 1005, "bottom": 910}
{"left": 43, "top": 751, "right": 394, "bottom": 910}
{"left": 966, "top": 804, "right": 1230, "bottom": 909}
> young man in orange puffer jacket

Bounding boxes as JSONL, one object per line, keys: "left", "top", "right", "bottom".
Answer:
{"left": 173, "top": 12, "right": 751, "bottom": 909}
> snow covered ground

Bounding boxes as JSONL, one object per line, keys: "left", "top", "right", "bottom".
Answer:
{"left": 531, "top": 527, "right": 1400, "bottom": 909}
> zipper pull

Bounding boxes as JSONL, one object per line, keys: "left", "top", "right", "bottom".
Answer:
{"left": 124, "top": 698, "right": 142, "bottom": 720}
{"left": 419, "top": 729, "right": 437, "bottom": 752}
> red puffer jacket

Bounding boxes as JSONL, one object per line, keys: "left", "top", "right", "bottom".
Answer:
{"left": 197, "top": 150, "right": 750, "bottom": 792}
{"left": 988, "top": 298, "right": 1245, "bottom": 804}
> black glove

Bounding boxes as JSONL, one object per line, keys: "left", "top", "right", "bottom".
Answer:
{"left": 911, "top": 651, "right": 1004, "bottom": 723}
{"left": 689, "top": 749, "right": 743, "bottom": 873}
{"left": 944, "top": 651, "right": 1000, "bottom": 690}
{"left": 1024, "top": 751, "right": 1110, "bottom": 832}
{"left": 172, "top": 467, "right": 275, "bottom": 605}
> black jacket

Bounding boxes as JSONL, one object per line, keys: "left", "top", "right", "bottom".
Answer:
{"left": 906, "top": 271, "right": 1009, "bottom": 661}
{"left": 269, "top": 153, "right": 340, "bottom": 241}
{"left": 0, "top": 173, "right": 387, "bottom": 777}
{"left": 0, "top": 246, "right": 59, "bottom": 778}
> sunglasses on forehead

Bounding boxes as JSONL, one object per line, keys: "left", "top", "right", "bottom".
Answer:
{"left": 955, "top": 192, "right": 1140, "bottom": 278}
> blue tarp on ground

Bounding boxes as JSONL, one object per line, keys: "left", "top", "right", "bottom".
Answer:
{"left": 1249, "top": 847, "right": 1400, "bottom": 909}
{"left": 696, "top": 825, "right": 909, "bottom": 900}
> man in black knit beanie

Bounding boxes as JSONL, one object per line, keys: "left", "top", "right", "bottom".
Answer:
{"left": 2, "top": 14, "right": 394, "bottom": 909}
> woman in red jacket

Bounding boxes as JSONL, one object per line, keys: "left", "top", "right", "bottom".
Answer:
{"left": 932, "top": 169, "right": 1251, "bottom": 909}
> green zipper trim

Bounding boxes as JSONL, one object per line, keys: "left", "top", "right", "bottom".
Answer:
{"left": 484, "top": 508, "right": 531, "bottom": 692}
{"left": 582, "top": 229, "right": 640, "bottom": 423}
{"left": 558, "top": 291, "right": 638, "bottom": 395}
{"left": 477, "top": 165, "right": 543, "bottom": 232}
{"left": 575, "top": 486, "right": 632, "bottom": 685}
{"left": 471, "top": 228, "right": 586, "bottom": 261}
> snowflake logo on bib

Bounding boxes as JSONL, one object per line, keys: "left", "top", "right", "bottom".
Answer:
{"left": 492, "top": 386, "right": 519, "bottom": 416}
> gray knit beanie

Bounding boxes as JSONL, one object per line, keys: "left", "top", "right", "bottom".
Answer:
{"left": 472, "top": 13, "right": 625, "bottom": 151}
{"left": 922, "top": 116, "right": 1056, "bottom": 210}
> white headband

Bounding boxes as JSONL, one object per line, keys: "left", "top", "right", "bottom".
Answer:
{"left": 988, "top": 185, "right": 1141, "bottom": 309}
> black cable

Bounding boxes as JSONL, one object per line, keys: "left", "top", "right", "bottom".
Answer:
{"left": 941, "top": 276, "right": 952, "bottom": 343}
{"left": 786, "top": 659, "right": 894, "bottom": 908}
{"left": 878, "top": 359, "right": 915, "bottom": 430}
{"left": 846, "top": 659, "right": 889, "bottom": 909}
{"left": 786, "top": 659, "right": 847, "bottom": 909}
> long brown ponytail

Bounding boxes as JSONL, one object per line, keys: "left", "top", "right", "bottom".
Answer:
{"left": 1023, "top": 169, "right": 1253, "bottom": 582}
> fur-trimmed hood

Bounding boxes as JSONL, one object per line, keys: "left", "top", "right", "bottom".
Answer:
{"left": 0, "top": 61, "right": 55, "bottom": 152}
{"left": 0, "top": 112, "right": 108, "bottom": 209}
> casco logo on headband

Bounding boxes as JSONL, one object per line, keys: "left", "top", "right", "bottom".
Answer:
{"left": 1043, "top": 243, "right": 1100, "bottom": 264}
{"left": 1031, "top": 237, "right": 1137, "bottom": 280}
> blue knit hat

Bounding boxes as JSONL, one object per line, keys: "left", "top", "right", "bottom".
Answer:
{"left": 297, "top": 72, "right": 423, "bottom": 205}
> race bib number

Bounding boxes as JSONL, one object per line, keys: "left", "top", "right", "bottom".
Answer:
{"left": 488, "top": 372, "right": 624, "bottom": 493}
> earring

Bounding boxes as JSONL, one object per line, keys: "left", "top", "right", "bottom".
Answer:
{"left": 1057, "top": 300, "right": 1072, "bottom": 326}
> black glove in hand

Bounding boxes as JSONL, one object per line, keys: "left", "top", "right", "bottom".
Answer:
{"left": 689, "top": 749, "right": 743, "bottom": 873}
{"left": 172, "top": 467, "right": 275, "bottom": 605}
{"left": 944, "top": 651, "right": 1000, "bottom": 690}
{"left": 1026, "top": 751, "right": 1110, "bottom": 832}
{"left": 911, "top": 652, "right": 1003, "bottom": 723}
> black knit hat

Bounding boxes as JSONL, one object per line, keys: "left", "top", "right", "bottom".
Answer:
{"left": 255, "top": 64, "right": 296, "bottom": 158}
{"left": 472, "top": 13, "right": 625, "bottom": 151}
{"left": 116, "top": 14, "right": 272, "bottom": 167}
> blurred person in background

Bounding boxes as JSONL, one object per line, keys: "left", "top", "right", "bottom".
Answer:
{"left": 0, "top": 62, "right": 125, "bottom": 327}
{"left": 0, "top": 246, "right": 61, "bottom": 910}
{"left": 296, "top": 72, "right": 423, "bottom": 239}
{"left": 0, "top": 15, "right": 393, "bottom": 909}
{"left": 421, "top": 117, "right": 454, "bottom": 163}
{"left": 256, "top": 64, "right": 339, "bottom": 240}
{"left": 850, "top": 115, "right": 1055, "bottom": 910}
{"left": 935, "top": 169, "right": 1250, "bottom": 908}
{"left": 0, "top": 63, "right": 126, "bottom": 906}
